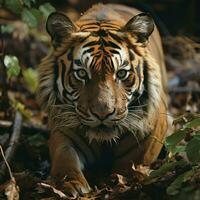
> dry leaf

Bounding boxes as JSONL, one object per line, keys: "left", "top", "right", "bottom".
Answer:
{"left": 4, "top": 178, "right": 19, "bottom": 200}
{"left": 116, "top": 174, "right": 127, "bottom": 185}
{"left": 39, "top": 182, "right": 68, "bottom": 199}
{"left": 135, "top": 165, "right": 151, "bottom": 176}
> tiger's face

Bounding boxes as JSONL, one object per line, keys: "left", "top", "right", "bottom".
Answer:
{"left": 45, "top": 12, "right": 154, "bottom": 141}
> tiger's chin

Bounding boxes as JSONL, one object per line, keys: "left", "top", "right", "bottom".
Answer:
{"left": 85, "top": 124, "right": 120, "bottom": 143}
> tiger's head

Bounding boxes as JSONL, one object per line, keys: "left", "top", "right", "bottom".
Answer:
{"left": 39, "top": 12, "right": 155, "bottom": 142}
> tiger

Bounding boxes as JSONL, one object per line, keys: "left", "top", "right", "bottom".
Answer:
{"left": 38, "top": 3, "right": 169, "bottom": 197}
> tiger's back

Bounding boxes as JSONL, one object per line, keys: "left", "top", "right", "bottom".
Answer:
{"left": 38, "top": 3, "right": 169, "bottom": 196}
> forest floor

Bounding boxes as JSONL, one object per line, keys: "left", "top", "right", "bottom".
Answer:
{"left": 0, "top": 16, "right": 200, "bottom": 200}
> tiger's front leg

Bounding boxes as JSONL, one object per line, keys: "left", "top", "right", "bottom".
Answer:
{"left": 49, "top": 130, "right": 91, "bottom": 197}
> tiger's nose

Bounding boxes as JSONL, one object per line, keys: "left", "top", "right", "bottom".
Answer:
{"left": 90, "top": 109, "right": 116, "bottom": 121}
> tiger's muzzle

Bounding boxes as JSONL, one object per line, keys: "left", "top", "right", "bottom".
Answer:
{"left": 76, "top": 107, "right": 128, "bottom": 142}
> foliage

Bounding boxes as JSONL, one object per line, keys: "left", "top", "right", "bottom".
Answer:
{"left": 39, "top": 3, "right": 56, "bottom": 19}
{"left": 1, "top": 0, "right": 55, "bottom": 84}
{"left": 1, "top": 0, "right": 55, "bottom": 28}
{"left": 1, "top": 24, "right": 15, "bottom": 34}
{"left": 22, "top": 68, "right": 38, "bottom": 93}
{"left": 0, "top": 0, "right": 55, "bottom": 114}
{"left": 22, "top": 8, "right": 41, "bottom": 28}
{"left": 148, "top": 113, "right": 200, "bottom": 198}
{"left": 15, "top": 101, "right": 32, "bottom": 119}
{"left": 3, "top": 55, "right": 21, "bottom": 79}
{"left": 165, "top": 114, "right": 200, "bottom": 162}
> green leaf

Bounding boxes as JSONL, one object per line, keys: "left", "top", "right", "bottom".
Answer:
{"left": 23, "top": 0, "right": 35, "bottom": 8}
{"left": 186, "top": 134, "right": 200, "bottom": 162}
{"left": 171, "top": 145, "right": 186, "bottom": 155}
{"left": 184, "top": 118, "right": 200, "bottom": 129}
{"left": 4, "top": 55, "right": 21, "bottom": 78}
{"left": 22, "top": 68, "right": 38, "bottom": 93}
{"left": 22, "top": 8, "right": 41, "bottom": 28}
{"left": 193, "top": 134, "right": 200, "bottom": 140}
{"left": 165, "top": 130, "right": 187, "bottom": 152}
{"left": 150, "top": 160, "right": 186, "bottom": 178}
{"left": 167, "top": 170, "right": 194, "bottom": 195}
{"left": 1, "top": 24, "right": 15, "bottom": 34}
{"left": 5, "top": 0, "right": 21, "bottom": 14}
{"left": 39, "top": 3, "right": 56, "bottom": 19}
{"left": 15, "top": 101, "right": 32, "bottom": 119}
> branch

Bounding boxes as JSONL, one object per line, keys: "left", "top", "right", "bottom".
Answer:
{"left": 0, "top": 120, "right": 49, "bottom": 135}
{"left": 0, "top": 145, "right": 19, "bottom": 200}
{"left": 0, "top": 111, "right": 22, "bottom": 180}
{"left": 0, "top": 145, "right": 14, "bottom": 181}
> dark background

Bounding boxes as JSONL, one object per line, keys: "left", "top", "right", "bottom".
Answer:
{"left": 45, "top": 0, "right": 200, "bottom": 38}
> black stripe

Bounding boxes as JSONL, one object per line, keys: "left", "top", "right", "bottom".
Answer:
{"left": 80, "top": 22, "right": 99, "bottom": 28}
{"left": 130, "top": 60, "right": 148, "bottom": 112}
{"left": 81, "top": 26, "right": 99, "bottom": 31}
{"left": 61, "top": 60, "right": 66, "bottom": 87}
{"left": 90, "top": 56, "right": 99, "bottom": 69}
{"left": 143, "top": 60, "right": 149, "bottom": 99}
{"left": 136, "top": 63, "right": 141, "bottom": 85}
{"left": 107, "top": 41, "right": 121, "bottom": 49}
{"left": 96, "top": 29, "right": 108, "bottom": 37}
{"left": 54, "top": 63, "right": 58, "bottom": 91}
{"left": 76, "top": 108, "right": 90, "bottom": 119}
{"left": 62, "top": 91, "right": 73, "bottom": 102}
{"left": 83, "top": 41, "right": 98, "bottom": 48}
{"left": 129, "top": 49, "right": 135, "bottom": 61}
{"left": 82, "top": 47, "right": 95, "bottom": 55}
{"left": 79, "top": 34, "right": 91, "bottom": 43}
{"left": 63, "top": 88, "right": 76, "bottom": 96}
{"left": 72, "top": 95, "right": 80, "bottom": 101}
{"left": 108, "top": 32, "right": 122, "bottom": 44}
{"left": 100, "top": 39, "right": 121, "bottom": 49}
{"left": 109, "top": 49, "right": 120, "bottom": 54}
{"left": 101, "top": 25, "right": 120, "bottom": 30}
{"left": 109, "top": 57, "right": 116, "bottom": 73}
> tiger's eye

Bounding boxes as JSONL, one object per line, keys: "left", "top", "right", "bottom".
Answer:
{"left": 76, "top": 69, "right": 87, "bottom": 79}
{"left": 116, "top": 69, "right": 128, "bottom": 80}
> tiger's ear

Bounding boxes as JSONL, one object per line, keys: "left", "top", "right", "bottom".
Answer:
{"left": 46, "top": 12, "right": 76, "bottom": 47}
{"left": 122, "top": 13, "right": 154, "bottom": 44}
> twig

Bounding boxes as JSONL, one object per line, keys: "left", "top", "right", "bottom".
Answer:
{"left": 0, "top": 120, "right": 49, "bottom": 136}
{"left": 0, "top": 111, "right": 22, "bottom": 180}
{"left": 0, "top": 120, "right": 12, "bottom": 128}
{"left": 39, "top": 183, "right": 68, "bottom": 199}
{"left": 0, "top": 145, "right": 19, "bottom": 200}
{"left": 0, "top": 145, "right": 14, "bottom": 181}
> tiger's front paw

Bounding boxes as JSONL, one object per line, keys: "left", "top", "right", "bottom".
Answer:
{"left": 62, "top": 176, "right": 91, "bottom": 198}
